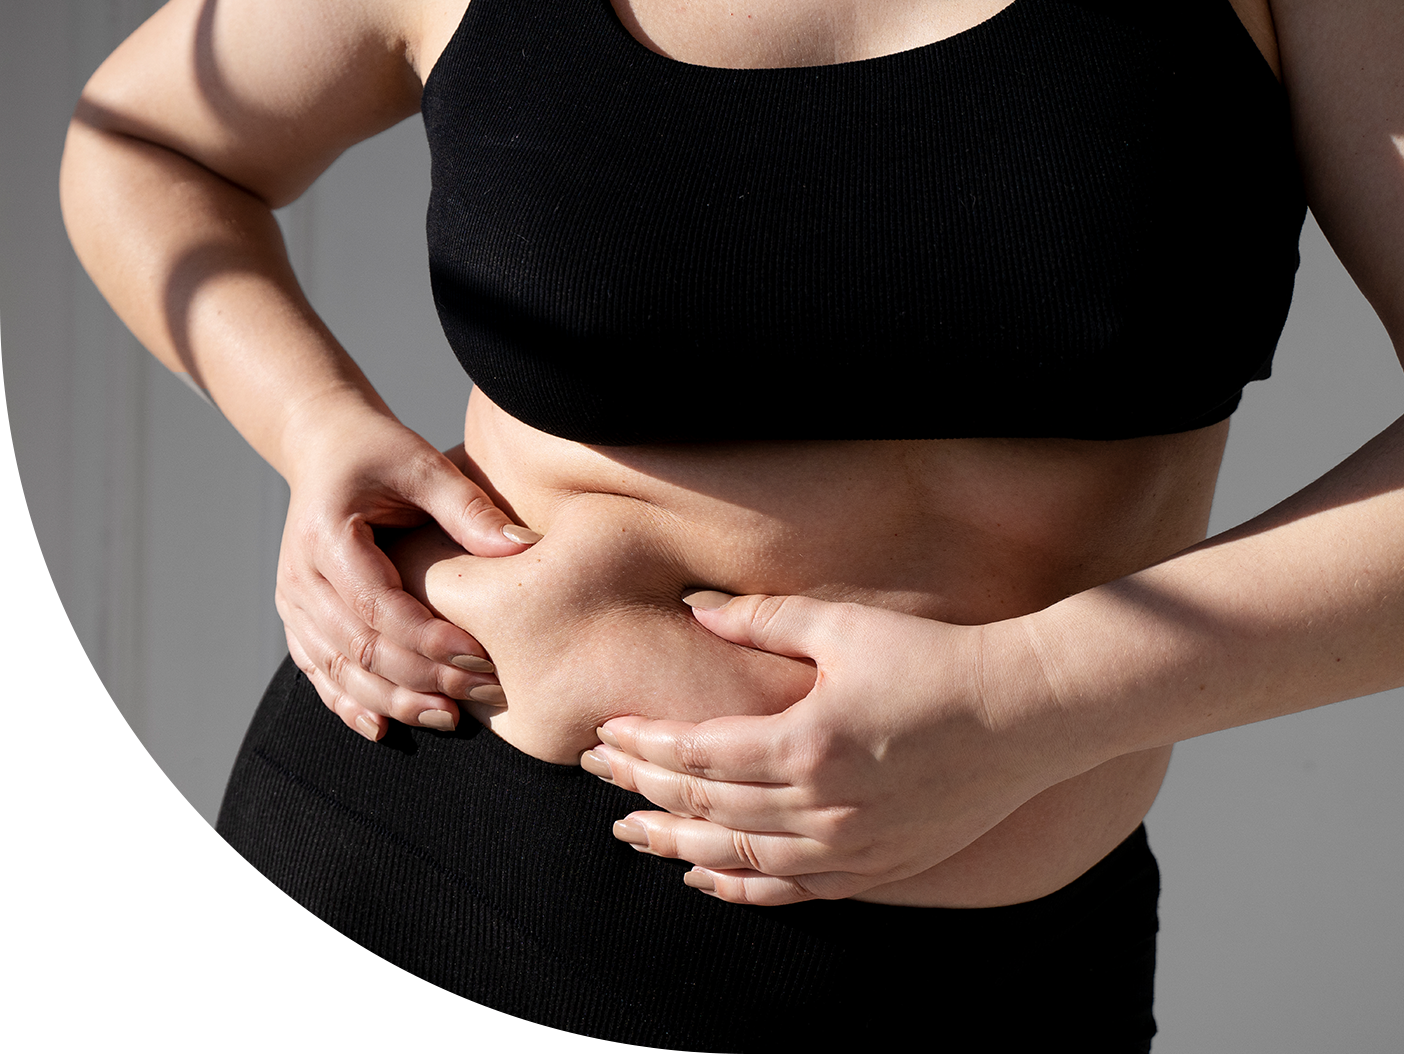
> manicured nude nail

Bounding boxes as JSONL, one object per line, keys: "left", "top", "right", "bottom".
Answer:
{"left": 419, "top": 709, "right": 457, "bottom": 732}
{"left": 451, "top": 655, "right": 495, "bottom": 673}
{"left": 681, "top": 589, "right": 733, "bottom": 610}
{"left": 683, "top": 869, "right": 716, "bottom": 891}
{"left": 468, "top": 684, "right": 508, "bottom": 706}
{"left": 354, "top": 714, "right": 382, "bottom": 742}
{"left": 502, "top": 524, "right": 543, "bottom": 545}
{"left": 595, "top": 727, "right": 621, "bottom": 749}
{"left": 613, "top": 820, "right": 648, "bottom": 846}
{"left": 580, "top": 750, "right": 613, "bottom": 781}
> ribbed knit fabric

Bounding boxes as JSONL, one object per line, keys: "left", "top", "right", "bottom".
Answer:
{"left": 219, "top": 657, "right": 1160, "bottom": 1051}
{"left": 421, "top": 0, "right": 1305, "bottom": 443}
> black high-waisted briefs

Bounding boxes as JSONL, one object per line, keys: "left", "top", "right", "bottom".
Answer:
{"left": 219, "top": 656, "right": 1160, "bottom": 1052}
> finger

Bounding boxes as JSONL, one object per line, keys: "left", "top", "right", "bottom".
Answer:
{"left": 279, "top": 565, "right": 490, "bottom": 699}
{"left": 612, "top": 810, "right": 827, "bottom": 876}
{"left": 682, "top": 867, "right": 867, "bottom": 907}
{"left": 596, "top": 713, "right": 795, "bottom": 784}
{"left": 586, "top": 743, "right": 807, "bottom": 830}
{"left": 318, "top": 516, "right": 488, "bottom": 670}
{"left": 278, "top": 589, "right": 483, "bottom": 730}
{"left": 287, "top": 627, "right": 385, "bottom": 742}
{"left": 402, "top": 451, "right": 542, "bottom": 557}
{"left": 684, "top": 591, "right": 847, "bottom": 660}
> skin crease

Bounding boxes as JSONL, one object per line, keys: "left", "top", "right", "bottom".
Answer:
{"left": 388, "top": 388, "right": 1223, "bottom": 905}
{"left": 60, "top": 0, "right": 1404, "bottom": 909}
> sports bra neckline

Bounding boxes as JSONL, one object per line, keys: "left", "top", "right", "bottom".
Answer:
{"left": 425, "top": 0, "right": 1278, "bottom": 92}
{"left": 422, "top": 0, "right": 1021, "bottom": 90}
{"left": 600, "top": 0, "right": 1023, "bottom": 72}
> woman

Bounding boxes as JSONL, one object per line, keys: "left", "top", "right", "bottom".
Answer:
{"left": 60, "top": 0, "right": 1403, "bottom": 1048}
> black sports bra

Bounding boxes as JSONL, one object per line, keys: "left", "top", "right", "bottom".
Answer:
{"left": 422, "top": 0, "right": 1307, "bottom": 443}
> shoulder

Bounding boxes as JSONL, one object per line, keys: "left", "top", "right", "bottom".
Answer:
{"left": 76, "top": 0, "right": 471, "bottom": 206}
{"left": 1266, "top": 0, "right": 1404, "bottom": 346}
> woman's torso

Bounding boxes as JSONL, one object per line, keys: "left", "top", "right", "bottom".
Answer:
{"left": 394, "top": 391, "right": 1226, "bottom": 906}
{"left": 393, "top": 0, "right": 1285, "bottom": 907}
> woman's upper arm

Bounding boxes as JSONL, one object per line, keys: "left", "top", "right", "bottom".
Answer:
{"left": 75, "top": 0, "right": 433, "bottom": 207}
{"left": 1272, "top": 0, "right": 1404, "bottom": 350}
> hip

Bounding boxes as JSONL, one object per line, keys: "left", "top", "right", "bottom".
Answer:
{"left": 219, "top": 655, "right": 1161, "bottom": 1050}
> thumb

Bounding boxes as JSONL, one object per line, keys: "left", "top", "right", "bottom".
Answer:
{"left": 408, "top": 454, "right": 541, "bottom": 557}
{"left": 682, "top": 591, "right": 838, "bottom": 660}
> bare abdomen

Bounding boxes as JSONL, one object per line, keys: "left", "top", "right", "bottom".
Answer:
{"left": 386, "top": 391, "right": 1225, "bottom": 905}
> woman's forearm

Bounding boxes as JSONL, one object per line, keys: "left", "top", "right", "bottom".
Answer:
{"left": 589, "top": 414, "right": 1404, "bottom": 905}
{"left": 1033, "top": 0, "right": 1404, "bottom": 760}
{"left": 1026, "top": 411, "right": 1404, "bottom": 764}
{"left": 58, "top": 0, "right": 532, "bottom": 738}
{"left": 59, "top": 114, "right": 394, "bottom": 479}
{"left": 56, "top": 0, "right": 433, "bottom": 475}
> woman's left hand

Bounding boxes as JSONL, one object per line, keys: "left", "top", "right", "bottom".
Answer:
{"left": 589, "top": 591, "right": 1101, "bottom": 905}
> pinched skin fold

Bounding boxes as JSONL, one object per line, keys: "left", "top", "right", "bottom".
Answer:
{"left": 387, "top": 387, "right": 1226, "bottom": 905}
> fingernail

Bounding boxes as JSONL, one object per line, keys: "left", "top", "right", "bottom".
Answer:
{"left": 468, "top": 684, "right": 508, "bottom": 706}
{"left": 681, "top": 589, "right": 733, "bottom": 611}
{"left": 451, "top": 655, "right": 495, "bottom": 673}
{"left": 502, "top": 524, "right": 543, "bottom": 545}
{"left": 595, "top": 726, "right": 621, "bottom": 749}
{"left": 683, "top": 869, "right": 716, "bottom": 891}
{"left": 419, "top": 709, "right": 457, "bottom": 732}
{"left": 612, "top": 819, "right": 648, "bottom": 846}
{"left": 580, "top": 750, "right": 613, "bottom": 781}
{"left": 355, "top": 714, "right": 382, "bottom": 742}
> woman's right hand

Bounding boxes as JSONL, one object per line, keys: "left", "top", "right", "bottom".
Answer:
{"left": 59, "top": 0, "right": 545, "bottom": 743}
{"left": 275, "top": 404, "right": 540, "bottom": 742}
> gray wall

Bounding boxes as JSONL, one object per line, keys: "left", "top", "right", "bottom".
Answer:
{"left": 1153, "top": 213, "right": 1404, "bottom": 1050}
{"left": 2, "top": 1, "right": 1401, "bottom": 1049}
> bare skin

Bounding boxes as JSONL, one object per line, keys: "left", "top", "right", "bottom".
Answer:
{"left": 389, "top": 389, "right": 1229, "bottom": 905}
{"left": 61, "top": 0, "right": 1404, "bottom": 911}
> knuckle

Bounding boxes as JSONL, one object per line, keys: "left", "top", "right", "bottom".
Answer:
{"left": 436, "top": 666, "right": 476, "bottom": 699}
{"left": 321, "top": 682, "right": 350, "bottom": 716}
{"left": 726, "top": 879, "right": 758, "bottom": 906}
{"left": 604, "top": 755, "right": 639, "bottom": 793}
{"left": 324, "top": 649, "right": 352, "bottom": 686}
{"left": 385, "top": 685, "right": 430, "bottom": 724}
{"left": 749, "top": 594, "right": 790, "bottom": 636}
{"left": 352, "top": 587, "right": 388, "bottom": 631}
{"left": 730, "top": 830, "right": 765, "bottom": 872}
{"left": 787, "top": 722, "right": 843, "bottom": 775}
{"left": 813, "top": 804, "right": 866, "bottom": 852}
{"left": 461, "top": 493, "right": 502, "bottom": 525}
{"left": 788, "top": 874, "right": 830, "bottom": 903}
{"left": 672, "top": 732, "right": 715, "bottom": 778}
{"left": 399, "top": 449, "right": 444, "bottom": 493}
{"left": 646, "top": 823, "right": 679, "bottom": 858}
{"left": 390, "top": 687, "right": 420, "bottom": 722}
{"left": 347, "top": 627, "right": 383, "bottom": 672}
{"left": 676, "top": 778, "right": 714, "bottom": 820}
{"left": 410, "top": 617, "right": 458, "bottom": 664}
